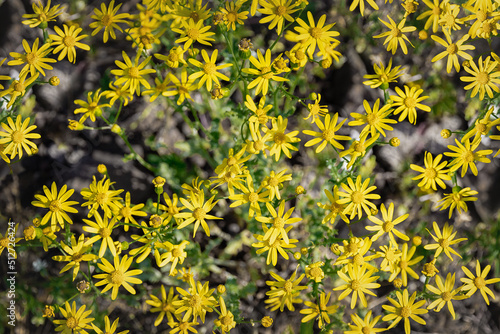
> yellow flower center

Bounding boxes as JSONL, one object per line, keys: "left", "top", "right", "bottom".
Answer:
{"left": 474, "top": 276, "right": 486, "bottom": 289}
{"left": 400, "top": 306, "right": 411, "bottom": 318}
{"left": 193, "top": 207, "right": 206, "bottom": 220}
{"left": 38, "top": 12, "right": 48, "bottom": 21}
{"left": 353, "top": 141, "right": 365, "bottom": 153}
{"left": 189, "top": 294, "right": 202, "bottom": 308}
{"left": 66, "top": 317, "right": 78, "bottom": 329}
{"left": 95, "top": 192, "right": 108, "bottom": 205}
{"left": 168, "top": 52, "right": 179, "bottom": 62}
{"left": 482, "top": 22, "right": 493, "bottom": 34}
{"left": 162, "top": 303, "right": 174, "bottom": 312}
{"left": 404, "top": 96, "right": 416, "bottom": 108}
{"left": 101, "top": 14, "right": 112, "bottom": 26}
{"left": 172, "top": 247, "right": 183, "bottom": 258}
{"left": 446, "top": 43, "right": 458, "bottom": 54}
{"left": 203, "top": 62, "right": 216, "bottom": 75}
{"left": 309, "top": 27, "right": 322, "bottom": 39}
{"left": 443, "top": 14, "right": 455, "bottom": 27}
{"left": 439, "top": 238, "right": 450, "bottom": 248}
{"left": 190, "top": 12, "right": 200, "bottom": 21}
{"left": 309, "top": 267, "right": 322, "bottom": 278}
{"left": 254, "top": 140, "right": 265, "bottom": 151}
{"left": 353, "top": 254, "right": 364, "bottom": 265}
{"left": 120, "top": 206, "right": 132, "bottom": 218}
{"left": 424, "top": 167, "right": 437, "bottom": 179}
{"left": 442, "top": 291, "right": 452, "bottom": 301}
{"left": 461, "top": 150, "right": 474, "bottom": 163}
{"left": 386, "top": 249, "right": 395, "bottom": 261}
{"left": 433, "top": 7, "right": 442, "bottom": 15}
{"left": 221, "top": 315, "right": 233, "bottom": 326}
{"left": 179, "top": 322, "right": 190, "bottom": 330}
{"left": 72, "top": 253, "right": 83, "bottom": 262}
{"left": 477, "top": 123, "right": 488, "bottom": 134}
{"left": 273, "top": 217, "right": 285, "bottom": 229}
{"left": 248, "top": 192, "right": 259, "bottom": 203}
{"left": 63, "top": 35, "right": 76, "bottom": 47}
{"left": 362, "top": 327, "right": 371, "bottom": 334}
{"left": 168, "top": 206, "right": 179, "bottom": 215}
{"left": 128, "top": 67, "right": 140, "bottom": 78}
{"left": 11, "top": 130, "right": 24, "bottom": 144}
{"left": 351, "top": 190, "right": 364, "bottom": 204}
{"left": 391, "top": 28, "right": 402, "bottom": 38}
{"left": 295, "top": 50, "right": 306, "bottom": 60}
{"left": 100, "top": 227, "right": 111, "bottom": 238}
{"left": 383, "top": 221, "right": 394, "bottom": 232}
{"left": 49, "top": 200, "right": 61, "bottom": 212}
{"left": 25, "top": 52, "right": 39, "bottom": 65}
{"left": 0, "top": 237, "right": 9, "bottom": 248}
{"left": 187, "top": 28, "right": 200, "bottom": 41}
{"left": 111, "top": 270, "right": 124, "bottom": 285}
{"left": 330, "top": 201, "right": 343, "bottom": 213}
{"left": 226, "top": 11, "right": 237, "bottom": 23}
{"left": 351, "top": 279, "right": 361, "bottom": 290}
{"left": 13, "top": 81, "right": 25, "bottom": 92}
{"left": 261, "top": 66, "right": 274, "bottom": 79}
{"left": 476, "top": 72, "right": 489, "bottom": 85}
{"left": 399, "top": 260, "right": 408, "bottom": 269}
{"left": 346, "top": 243, "right": 358, "bottom": 253}
{"left": 322, "top": 129, "right": 336, "bottom": 141}
{"left": 273, "top": 132, "right": 287, "bottom": 145}
{"left": 366, "top": 112, "right": 379, "bottom": 125}
{"left": 283, "top": 281, "right": 293, "bottom": 293}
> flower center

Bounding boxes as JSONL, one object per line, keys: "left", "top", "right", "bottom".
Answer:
{"left": 444, "top": 14, "right": 455, "bottom": 27}
{"left": 391, "top": 28, "right": 402, "bottom": 38}
{"left": 254, "top": 140, "right": 264, "bottom": 151}
{"left": 476, "top": 72, "right": 489, "bottom": 85}
{"left": 366, "top": 112, "right": 379, "bottom": 125}
{"left": 193, "top": 207, "right": 206, "bottom": 220}
{"left": 172, "top": 247, "right": 183, "bottom": 258}
{"left": 72, "top": 253, "right": 83, "bottom": 262}
{"left": 439, "top": 238, "right": 450, "bottom": 248}
{"left": 322, "top": 129, "right": 335, "bottom": 141}
{"left": 424, "top": 168, "right": 437, "bottom": 179}
{"left": 100, "top": 227, "right": 111, "bottom": 238}
{"left": 227, "top": 157, "right": 237, "bottom": 166}
{"left": 275, "top": 5, "right": 287, "bottom": 16}
{"left": 477, "top": 123, "right": 488, "bottom": 134}
{"left": 462, "top": 150, "right": 474, "bottom": 163}
{"left": 261, "top": 66, "right": 273, "bottom": 79}
{"left": 433, "top": 6, "right": 442, "bottom": 15}
{"left": 309, "top": 27, "right": 322, "bottom": 39}
{"left": 404, "top": 96, "right": 416, "bottom": 108}
{"left": 49, "top": 200, "right": 61, "bottom": 212}
{"left": 442, "top": 291, "right": 452, "bottom": 301}
{"left": 120, "top": 206, "right": 132, "bottom": 218}
{"left": 273, "top": 132, "right": 287, "bottom": 145}
{"left": 295, "top": 50, "right": 306, "bottom": 60}
{"left": 248, "top": 192, "right": 259, "bottom": 203}
{"left": 226, "top": 11, "right": 237, "bottom": 23}
{"left": 283, "top": 281, "right": 293, "bottom": 293}
{"left": 111, "top": 270, "right": 124, "bottom": 285}
{"left": 400, "top": 306, "right": 411, "bottom": 318}
{"left": 25, "top": 52, "right": 38, "bottom": 64}
{"left": 399, "top": 260, "right": 408, "bottom": 269}
{"left": 128, "top": 67, "right": 140, "bottom": 78}
{"left": 346, "top": 243, "right": 358, "bottom": 253}
{"left": 351, "top": 190, "right": 364, "bottom": 204}
{"left": 169, "top": 52, "right": 179, "bottom": 62}
{"left": 203, "top": 62, "right": 216, "bottom": 75}
{"left": 310, "top": 267, "right": 322, "bottom": 278}
{"left": 482, "top": 22, "right": 493, "bottom": 34}
{"left": 14, "top": 81, "right": 25, "bottom": 92}
{"left": 474, "top": 277, "right": 486, "bottom": 289}
{"left": 353, "top": 254, "right": 364, "bottom": 265}
{"left": 353, "top": 141, "right": 365, "bottom": 153}
{"left": 190, "top": 12, "right": 200, "bottom": 21}
{"left": 273, "top": 217, "right": 285, "bottom": 229}
{"left": 187, "top": 28, "right": 200, "bottom": 41}
{"left": 95, "top": 192, "right": 108, "bottom": 205}
{"left": 383, "top": 221, "right": 394, "bottom": 232}
{"left": 362, "top": 327, "right": 371, "bottom": 334}
{"left": 386, "top": 249, "right": 395, "bottom": 261}
{"left": 101, "top": 14, "right": 112, "bottom": 26}
{"left": 0, "top": 237, "right": 9, "bottom": 248}
{"left": 179, "top": 322, "right": 190, "bottom": 330}
{"left": 63, "top": 35, "right": 76, "bottom": 47}
{"left": 66, "top": 317, "right": 78, "bottom": 329}
{"left": 351, "top": 279, "right": 361, "bottom": 290}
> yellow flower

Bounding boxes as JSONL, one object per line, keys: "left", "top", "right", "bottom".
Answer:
{"left": 424, "top": 221, "right": 467, "bottom": 260}
{"left": 390, "top": 85, "right": 431, "bottom": 124}
{"left": 220, "top": 1, "right": 248, "bottom": 31}
{"left": 243, "top": 49, "right": 289, "bottom": 96}
{"left": 175, "top": 190, "right": 221, "bottom": 237}
{"left": 389, "top": 243, "right": 424, "bottom": 287}
{"left": 245, "top": 94, "right": 273, "bottom": 128}
{"left": 255, "top": 200, "right": 302, "bottom": 244}
{"left": 382, "top": 289, "right": 428, "bottom": 334}
{"left": 80, "top": 175, "right": 124, "bottom": 218}
{"left": 173, "top": 278, "right": 218, "bottom": 323}
{"left": 417, "top": 0, "right": 448, "bottom": 33}
{"left": 259, "top": 0, "right": 299, "bottom": 34}
{"left": 317, "top": 185, "right": 349, "bottom": 224}
{"left": 437, "top": 186, "right": 478, "bottom": 218}
{"left": 105, "top": 82, "right": 134, "bottom": 106}
{"left": 214, "top": 296, "right": 236, "bottom": 334}
{"left": 262, "top": 169, "right": 292, "bottom": 200}
{"left": 252, "top": 225, "right": 297, "bottom": 266}
{"left": 83, "top": 211, "right": 118, "bottom": 258}
{"left": 114, "top": 192, "right": 147, "bottom": 231}
{"left": 299, "top": 292, "right": 338, "bottom": 328}
{"left": 265, "top": 270, "right": 306, "bottom": 311}
{"left": 337, "top": 176, "right": 381, "bottom": 220}
{"left": 349, "top": 0, "right": 379, "bottom": 16}
{"left": 158, "top": 240, "right": 190, "bottom": 275}
{"left": 229, "top": 175, "right": 270, "bottom": 218}
{"left": 155, "top": 46, "right": 187, "bottom": 68}
{"left": 439, "top": 3, "right": 464, "bottom": 31}
{"left": 52, "top": 234, "right": 98, "bottom": 281}
{"left": 374, "top": 16, "right": 416, "bottom": 55}
{"left": 31, "top": 182, "right": 78, "bottom": 232}
{"left": 264, "top": 115, "right": 300, "bottom": 161}
{"left": 163, "top": 69, "right": 197, "bottom": 105}
{"left": 0, "top": 72, "right": 39, "bottom": 108}
{"left": 188, "top": 49, "right": 232, "bottom": 91}
{"left": 460, "top": 56, "right": 500, "bottom": 100}
{"left": 363, "top": 58, "right": 403, "bottom": 89}
{"left": 0, "top": 224, "right": 23, "bottom": 257}
{"left": 335, "top": 237, "right": 379, "bottom": 271}
{"left": 22, "top": 0, "right": 62, "bottom": 28}
{"left": 348, "top": 99, "right": 397, "bottom": 138}
{"left": 93, "top": 254, "right": 143, "bottom": 300}
{"left": 91, "top": 316, "right": 129, "bottom": 334}
{"left": 146, "top": 285, "right": 179, "bottom": 326}
{"left": 143, "top": 0, "right": 173, "bottom": 14}
{"left": 339, "top": 132, "right": 380, "bottom": 169}
{"left": 303, "top": 93, "right": 328, "bottom": 123}
{"left": 154, "top": 192, "right": 184, "bottom": 226}
{"left": 367, "top": 202, "right": 409, "bottom": 244}
{"left": 303, "top": 113, "right": 351, "bottom": 153}
{"left": 173, "top": 18, "right": 215, "bottom": 49}
{"left": 462, "top": 107, "right": 500, "bottom": 142}
{"left": 410, "top": 152, "right": 451, "bottom": 190}
{"left": 0, "top": 115, "right": 40, "bottom": 160}
{"left": 461, "top": 260, "right": 500, "bottom": 305}
{"left": 89, "top": 0, "right": 131, "bottom": 43}
{"left": 426, "top": 273, "right": 466, "bottom": 319}
{"left": 345, "top": 310, "right": 386, "bottom": 334}
{"left": 110, "top": 51, "right": 156, "bottom": 95}
{"left": 53, "top": 301, "right": 94, "bottom": 334}
{"left": 305, "top": 261, "right": 325, "bottom": 283}
{"left": 49, "top": 24, "right": 90, "bottom": 63}
{"left": 377, "top": 245, "right": 401, "bottom": 272}
{"left": 431, "top": 32, "right": 474, "bottom": 73}
{"left": 333, "top": 263, "right": 381, "bottom": 309}
{"left": 444, "top": 137, "right": 492, "bottom": 177}
{"left": 74, "top": 89, "right": 110, "bottom": 123}
{"left": 8, "top": 38, "right": 56, "bottom": 77}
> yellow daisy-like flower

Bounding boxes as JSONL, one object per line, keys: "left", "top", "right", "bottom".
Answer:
{"left": 259, "top": 0, "right": 299, "bottom": 34}
{"left": 373, "top": 16, "right": 416, "bottom": 55}
{"left": 173, "top": 278, "right": 218, "bottom": 323}
{"left": 243, "top": 49, "right": 289, "bottom": 96}
{"left": 52, "top": 234, "right": 98, "bottom": 281}
{"left": 417, "top": 0, "right": 448, "bottom": 33}
{"left": 252, "top": 224, "right": 297, "bottom": 266}
{"left": 74, "top": 89, "right": 111, "bottom": 123}
{"left": 53, "top": 301, "right": 94, "bottom": 334}
{"left": 220, "top": 1, "right": 249, "bottom": 31}
{"left": 286, "top": 12, "right": 340, "bottom": 57}
{"left": 390, "top": 85, "right": 431, "bottom": 124}
{"left": 437, "top": 186, "right": 478, "bottom": 218}
{"left": 349, "top": 0, "right": 379, "bottom": 16}
{"left": 367, "top": 202, "right": 409, "bottom": 244}
{"left": 377, "top": 245, "right": 402, "bottom": 272}
{"left": 245, "top": 94, "right": 273, "bottom": 128}
{"left": 175, "top": 190, "right": 221, "bottom": 237}
{"left": 305, "top": 261, "right": 325, "bottom": 283}
{"left": 333, "top": 263, "right": 381, "bottom": 309}
{"left": 163, "top": 69, "right": 197, "bottom": 105}
{"left": 460, "top": 56, "right": 500, "bottom": 100}
{"left": 155, "top": 46, "right": 187, "bottom": 69}
{"left": 113, "top": 192, "right": 147, "bottom": 231}
{"left": 410, "top": 152, "right": 451, "bottom": 190}
{"left": 89, "top": 0, "right": 131, "bottom": 43}
{"left": 264, "top": 115, "right": 300, "bottom": 161}
{"left": 8, "top": 38, "right": 56, "bottom": 77}
{"left": 389, "top": 243, "right": 424, "bottom": 287}
{"left": 110, "top": 51, "right": 156, "bottom": 95}
{"left": 49, "top": 24, "right": 90, "bottom": 63}
{"left": 300, "top": 292, "right": 338, "bottom": 328}
{"left": 426, "top": 273, "right": 466, "bottom": 319}
{"left": 439, "top": 3, "right": 464, "bottom": 31}
{"left": 188, "top": 49, "right": 232, "bottom": 91}
{"left": 256, "top": 200, "right": 302, "bottom": 244}
{"left": 91, "top": 316, "right": 129, "bottom": 334}
{"left": 229, "top": 175, "right": 270, "bottom": 218}
{"left": 363, "top": 58, "right": 403, "bottom": 89}
{"left": 424, "top": 221, "right": 467, "bottom": 260}
{"left": 346, "top": 310, "right": 386, "bottom": 334}
{"left": 317, "top": 185, "right": 349, "bottom": 224}
{"left": 31, "top": 182, "right": 78, "bottom": 231}
{"left": 0, "top": 115, "right": 40, "bottom": 160}
{"left": 382, "top": 289, "right": 428, "bottom": 334}
{"left": 105, "top": 82, "right": 134, "bottom": 107}
{"left": 158, "top": 240, "right": 190, "bottom": 275}
{"left": 262, "top": 169, "right": 292, "bottom": 201}
{"left": 461, "top": 260, "right": 500, "bottom": 305}
{"left": 303, "top": 93, "right": 328, "bottom": 123}
{"left": 83, "top": 211, "right": 118, "bottom": 258}
{"left": 0, "top": 224, "right": 23, "bottom": 258}
{"left": 303, "top": 113, "right": 351, "bottom": 153}
{"left": 337, "top": 175, "right": 381, "bottom": 220}
{"left": 444, "top": 137, "right": 492, "bottom": 177}
{"left": 266, "top": 270, "right": 307, "bottom": 312}
{"left": 339, "top": 132, "right": 380, "bottom": 169}
{"left": 173, "top": 18, "right": 215, "bottom": 49}
{"left": 93, "top": 254, "right": 143, "bottom": 300}
{"left": 154, "top": 192, "right": 184, "bottom": 226}
{"left": 214, "top": 296, "right": 236, "bottom": 334}
{"left": 80, "top": 175, "right": 124, "bottom": 218}
{"left": 146, "top": 285, "right": 179, "bottom": 327}
{"left": 0, "top": 72, "right": 39, "bottom": 109}
{"left": 349, "top": 99, "right": 397, "bottom": 138}
{"left": 22, "top": 0, "right": 62, "bottom": 28}
{"left": 462, "top": 107, "right": 500, "bottom": 143}
{"left": 431, "top": 32, "right": 474, "bottom": 74}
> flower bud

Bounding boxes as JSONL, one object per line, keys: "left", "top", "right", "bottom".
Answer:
{"left": 390, "top": 137, "right": 400, "bottom": 147}
{"left": 97, "top": 164, "right": 107, "bottom": 174}
{"left": 261, "top": 316, "right": 273, "bottom": 328}
{"left": 330, "top": 243, "right": 341, "bottom": 255}
{"left": 412, "top": 236, "right": 422, "bottom": 246}
{"left": 295, "top": 185, "right": 306, "bottom": 195}
{"left": 111, "top": 124, "right": 122, "bottom": 134}
{"left": 441, "top": 129, "right": 451, "bottom": 139}
{"left": 293, "top": 252, "right": 301, "bottom": 260}
{"left": 393, "top": 278, "right": 403, "bottom": 289}
{"left": 42, "top": 305, "right": 55, "bottom": 318}
{"left": 217, "top": 285, "right": 226, "bottom": 294}
{"left": 23, "top": 226, "right": 36, "bottom": 240}
{"left": 49, "top": 76, "right": 60, "bottom": 86}
{"left": 152, "top": 176, "right": 166, "bottom": 188}
{"left": 308, "top": 92, "right": 318, "bottom": 100}
{"left": 76, "top": 280, "right": 90, "bottom": 293}
{"left": 418, "top": 30, "right": 428, "bottom": 40}
{"left": 68, "top": 119, "right": 84, "bottom": 131}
